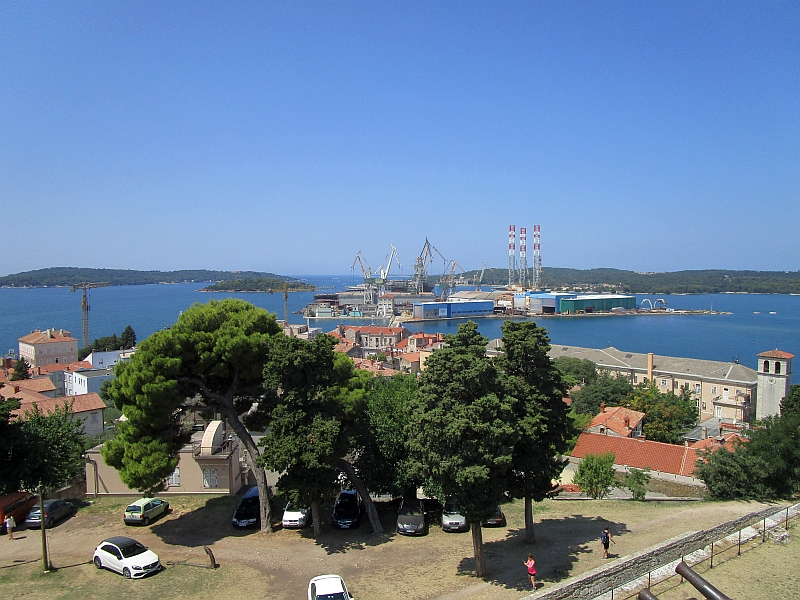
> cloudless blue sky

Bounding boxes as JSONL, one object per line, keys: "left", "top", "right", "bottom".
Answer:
{"left": 1, "top": 2, "right": 798, "bottom": 276}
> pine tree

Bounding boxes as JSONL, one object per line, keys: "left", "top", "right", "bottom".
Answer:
{"left": 9, "top": 357, "right": 31, "bottom": 381}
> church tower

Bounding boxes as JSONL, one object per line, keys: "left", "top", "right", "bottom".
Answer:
{"left": 756, "top": 349, "right": 794, "bottom": 419}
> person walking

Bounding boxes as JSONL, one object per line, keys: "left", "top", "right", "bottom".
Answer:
{"left": 524, "top": 553, "right": 536, "bottom": 589}
{"left": 601, "top": 526, "right": 614, "bottom": 558}
{"left": 5, "top": 515, "right": 15, "bottom": 541}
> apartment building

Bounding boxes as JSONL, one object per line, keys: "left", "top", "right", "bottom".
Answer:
{"left": 18, "top": 329, "right": 79, "bottom": 368}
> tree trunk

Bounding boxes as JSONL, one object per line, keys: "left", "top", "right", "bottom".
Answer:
{"left": 39, "top": 487, "right": 49, "bottom": 572}
{"left": 334, "top": 457, "right": 384, "bottom": 534}
{"left": 524, "top": 493, "right": 535, "bottom": 543}
{"left": 225, "top": 411, "right": 273, "bottom": 533}
{"left": 471, "top": 521, "right": 486, "bottom": 578}
{"left": 311, "top": 499, "right": 322, "bottom": 537}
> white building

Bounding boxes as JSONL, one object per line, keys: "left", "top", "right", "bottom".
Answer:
{"left": 65, "top": 368, "right": 115, "bottom": 396}
{"left": 18, "top": 329, "right": 79, "bottom": 367}
{"left": 84, "top": 348, "right": 135, "bottom": 368}
{"left": 755, "top": 349, "right": 794, "bottom": 419}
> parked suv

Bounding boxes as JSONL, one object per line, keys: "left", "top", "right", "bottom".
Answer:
{"left": 232, "top": 486, "right": 260, "bottom": 528}
{"left": 25, "top": 499, "right": 74, "bottom": 529}
{"left": 440, "top": 497, "right": 469, "bottom": 532}
{"left": 331, "top": 490, "right": 361, "bottom": 529}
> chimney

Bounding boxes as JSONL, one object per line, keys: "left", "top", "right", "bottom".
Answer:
{"left": 37, "top": 367, "right": 41, "bottom": 375}
{"left": 647, "top": 353, "right": 654, "bottom": 383}
{"left": 14, "top": 385, "right": 20, "bottom": 393}
{"left": 600, "top": 402, "right": 607, "bottom": 413}
{"left": 701, "top": 426, "right": 708, "bottom": 440}
{"left": 624, "top": 416, "right": 630, "bottom": 428}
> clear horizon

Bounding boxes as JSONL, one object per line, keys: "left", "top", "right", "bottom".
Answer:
{"left": 2, "top": 3, "right": 798, "bottom": 276}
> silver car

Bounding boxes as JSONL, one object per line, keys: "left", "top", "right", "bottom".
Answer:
{"left": 441, "top": 497, "right": 469, "bottom": 532}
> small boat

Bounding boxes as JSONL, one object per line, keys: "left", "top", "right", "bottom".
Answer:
{"left": 769, "top": 311, "right": 777, "bottom": 315}
{"left": 753, "top": 311, "right": 760, "bottom": 314}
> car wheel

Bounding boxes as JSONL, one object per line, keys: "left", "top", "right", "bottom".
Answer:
{"left": 94, "top": 556, "right": 103, "bottom": 569}
{"left": 142, "top": 517, "right": 149, "bottom": 526}
{"left": 123, "top": 567, "right": 131, "bottom": 579}
{"left": 47, "top": 518, "right": 54, "bottom": 528}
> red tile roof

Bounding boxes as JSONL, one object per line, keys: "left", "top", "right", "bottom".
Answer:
{"left": 35, "top": 361, "right": 94, "bottom": 374}
{"left": 352, "top": 359, "right": 399, "bottom": 377}
{"left": 400, "top": 352, "right": 421, "bottom": 363}
{"left": 690, "top": 433, "right": 748, "bottom": 451}
{"left": 18, "top": 329, "right": 77, "bottom": 344}
{"left": 12, "top": 392, "right": 106, "bottom": 419}
{"left": 343, "top": 326, "right": 406, "bottom": 335}
{"left": 589, "top": 406, "right": 645, "bottom": 437}
{"left": 757, "top": 349, "right": 795, "bottom": 359}
{"left": 571, "top": 433, "right": 699, "bottom": 477}
{"left": 12, "top": 378, "right": 56, "bottom": 394}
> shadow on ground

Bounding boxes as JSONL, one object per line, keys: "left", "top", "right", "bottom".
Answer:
{"left": 151, "top": 495, "right": 253, "bottom": 546}
{"left": 311, "top": 499, "right": 400, "bottom": 554}
{"left": 456, "top": 514, "right": 631, "bottom": 591}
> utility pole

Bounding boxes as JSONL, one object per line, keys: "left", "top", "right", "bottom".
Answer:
{"left": 39, "top": 485, "right": 50, "bottom": 572}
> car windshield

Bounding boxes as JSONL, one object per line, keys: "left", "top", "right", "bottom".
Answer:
{"left": 239, "top": 497, "right": 259, "bottom": 509}
{"left": 316, "top": 594, "right": 346, "bottom": 600}
{"left": 400, "top": 502, "right": 422, "bottom": 516}
{"left": 120, "top": 542, "right": 148, "bottom": 558}
{"left": 443, "top": 501, "right": 461, "bottom": 515}
{"left": 126, "top": 505, "right": 142, "bottom": 513}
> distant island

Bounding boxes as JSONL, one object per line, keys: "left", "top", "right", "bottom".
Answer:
{"left": 0, "top": 267, "right": 300, "bottom": 288}
{"left": 200, "top": 278, "right": 315, "bottom": 293}
{"left": 464, "top": 267, "right": 800, "bottom": 295}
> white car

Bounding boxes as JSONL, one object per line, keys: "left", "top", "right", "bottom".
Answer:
{"left": 93, "top": 536, "right": 162, "bottom": 579}
{"left": 282, "top": 502, "right": 311, "bottom": 528}
{"left": 308, "top": 574, "right": 354, "bottom": 600}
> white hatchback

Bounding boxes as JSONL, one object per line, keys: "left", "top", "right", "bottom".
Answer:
{"left": 93, "top": 536, "right": 162, "bottom": 579}
{"left": 308, "top": 574, "right": 354, "bottom": 600}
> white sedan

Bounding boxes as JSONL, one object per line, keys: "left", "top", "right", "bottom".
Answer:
{"left": 93, "top": 536, "right": 162, "bottom": 579}
{"left": 308, "top": 574, "right": 354, "bottom": 600}
{"left": 282, "top": 502, "right": 311, "bottom": 528}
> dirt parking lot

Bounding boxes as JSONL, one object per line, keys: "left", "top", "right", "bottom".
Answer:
{"left": 0, "top": 494, "right": 779, "bottom": 600}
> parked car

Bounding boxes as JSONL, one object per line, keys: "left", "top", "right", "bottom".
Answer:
{"left": 331, "top": 490, "right": 361, "bottom": 529}
{"left": 25, "top": 499, "right": 74, "bottom": 529}
{"left": 232, "top": 486, "right": 260, "bottom": 528}
{"left": 0, "top": 492, "right": 37, "bottom": 533}
{"left": 481, "top": 505, "right": 507, "bottom": 527}
{"left": 396, "top": 497, "right": 428, "bottom": 536}
{"left": 440, "top": 497, "right": 469, "bottom": 532}
{"left": 308, "top": 574, "right": 354, "bottom": 600}
{"left": 93, "top": 536, "right": 161, "bottom": 579}
{"left": 124, "top": 498, "right": 169, "bottom": 526}
{"left": 282, "top": 502, "right": 311, "bottom": 528}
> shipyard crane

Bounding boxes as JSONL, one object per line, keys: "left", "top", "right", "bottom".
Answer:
{"left": 351, "top": 251, "right": 376, "bottom": 305}
{"left": 409, "top": 238, "right": 447, "bottom": 295}
{"left": 475, "top": 262, "right": 491, "bottom": 291}
{"left": 375, "top": 245, "right": 403, "bottom": 316}
{"left": 70, "top": 282, "right": 111, "bottom": 348}
{"left": 439, "top": 260, "right": 466, "bottom": 302}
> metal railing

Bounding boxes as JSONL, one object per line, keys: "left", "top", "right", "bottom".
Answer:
{"left": 605, "top": 506, "right": 798, "bottom": 600}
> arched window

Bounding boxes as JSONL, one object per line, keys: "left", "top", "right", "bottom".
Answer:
{"left": 775, "top": 362, "right": 781, "bottom": 375}
{"left": 763, "top": 360, "right": 770, "bottom": 373}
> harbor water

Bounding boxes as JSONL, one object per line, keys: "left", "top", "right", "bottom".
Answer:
{"left": 2, "top": 277, "right": 799, "bottom": 370}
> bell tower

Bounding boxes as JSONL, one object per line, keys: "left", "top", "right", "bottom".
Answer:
{"left": 756, "top": 349, "right": 794, "bottom": 419}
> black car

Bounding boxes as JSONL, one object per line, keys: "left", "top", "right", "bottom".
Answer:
{"left": 231, "top": 486, "right": 260, "bottom": 528}
{"left": 25, "top": 499, "right": 74, "bottom": 529}
{"left": 396, "top": 498, "right": 428, "bottom": 536}
{"left": 482, "top": 505, "right": 507, "bottom": 527}
{"left": 332, "top": 490, "right": 361, "bottom": 529}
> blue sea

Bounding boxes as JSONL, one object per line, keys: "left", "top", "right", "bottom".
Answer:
{"left": 1, "top": 276, "right": 798, "bottom": 370}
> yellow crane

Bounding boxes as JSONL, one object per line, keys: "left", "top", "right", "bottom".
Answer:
{"left": 70, "top": 282, "right": 110, "bottom": 348}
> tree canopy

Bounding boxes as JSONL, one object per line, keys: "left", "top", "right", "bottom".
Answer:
{"left": 552, "top": 356, "right": 598, "bottom": 388}
{"left": 622, "top": 385, "right": 698, "bottom": 444}
{"left": 409, "top": 321, "right": 517, "bottom": 577}
{"left": 781, "top": 385, "right": 800, "bottom": 419}
{"left": 10, "top": 357, "right": 31, "bottom": 381}
{"left": 258, "top": 334, "right": 379, "bottom": 534}
{"left": 497, "top": 321, "right": 571, "bottom": 542}
{"left": 573, "top": 452, "right": 616, "bottom": 499}
{"left": 570, "top": 372, "right": 633, "bottom": 415}
{"left": 104, "top": 298, "right": 281, "bottom": 529}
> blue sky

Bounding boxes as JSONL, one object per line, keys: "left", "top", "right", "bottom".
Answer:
{"left": 1, "top": 2, "right": 798, "bottom": 276}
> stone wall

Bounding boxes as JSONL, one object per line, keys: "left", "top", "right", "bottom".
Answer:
{"left": 525, "top": 505, "right": 782, "bottom": 600}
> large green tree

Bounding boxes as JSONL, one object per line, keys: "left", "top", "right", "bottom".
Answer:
{"left": 623, "top": 384, "right": 698, "bottom": 444}
{"left": 259, "top": 334, "right": 381, "bottom": 534}
{"left": 497, "top": 321, "right": 571, "bottom": 543}
{"left": 119, "top": 325, "right": 137, "bottom": 349}
{"left": 409, "top": 322, "right": 517, "bottom": 577}
{"left": 104, "top": 299, "right": 281, "bottom": 531}
{"left": 0, "top": 385, "right": 26, "bottom": 495}
{"left": 552, "top": 356, "right": 598, "bottom": 388}
{"left": 570, "top": 372, "right": 633, "bottom": 415}
{"left": 781, "top": 385, "right": 800, "bottom": 419}
{"left": 353, "top": 374, "right": 421, "bottom": 500}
